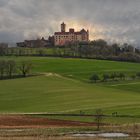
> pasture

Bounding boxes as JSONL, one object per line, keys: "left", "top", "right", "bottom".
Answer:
{"left": 0, "top": 56, "right": 140, "bottom": 123}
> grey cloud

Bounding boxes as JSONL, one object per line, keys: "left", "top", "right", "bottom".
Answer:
{"left": 0, "top": 0, "right": 10, "bottom": 7}
{"left": 0, "top": 0, "right": 140, "bottom": 46}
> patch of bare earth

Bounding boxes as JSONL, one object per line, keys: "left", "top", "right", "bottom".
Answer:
{"left": 0, "top": 115, "right": 95, "bottom": 128}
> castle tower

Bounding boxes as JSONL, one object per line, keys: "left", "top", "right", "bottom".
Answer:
{"left": 61, "top": 22, "right": 66, "bottom": 32}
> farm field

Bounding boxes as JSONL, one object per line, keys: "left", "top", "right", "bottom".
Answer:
{"left": 0, "top": 56, "right": 140, "bottom": 124}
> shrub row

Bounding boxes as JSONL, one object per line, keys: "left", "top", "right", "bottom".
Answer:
{"left": 90, "top": 72, "right": 140, "bottom": 83}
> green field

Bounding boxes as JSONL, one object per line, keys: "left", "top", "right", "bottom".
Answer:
{"left": 0, "top": 56, "right": 140, "bottom": 123}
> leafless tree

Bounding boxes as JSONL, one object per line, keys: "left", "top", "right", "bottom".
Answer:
{"left": 6, "top": 60, "right": 16, "bottom": 78}
{"left": 19, "top": 61, "right": 32, "bottom": 77}
{"left": 94, "top": 109, "right": 104, "bottom": 131}
{"left": 0, "top": 60, "right": 6, "bottom": 79}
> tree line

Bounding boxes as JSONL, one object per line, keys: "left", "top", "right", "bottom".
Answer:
{"left": 1, "top": 39, "right": 140, "bottom": 63}
{"left": 90, "top": 72, "right": 140, "bottom": 83}
{"left": 0, "top": 60, "right": 32, "bottom": 80}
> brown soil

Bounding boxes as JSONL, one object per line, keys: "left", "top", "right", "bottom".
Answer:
{"left": 0, "top": 115, "right": 95, "bottom": 128}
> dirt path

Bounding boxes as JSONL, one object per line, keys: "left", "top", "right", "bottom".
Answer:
{"left": 0, "top": 115, "right": 95, "bottom": 128}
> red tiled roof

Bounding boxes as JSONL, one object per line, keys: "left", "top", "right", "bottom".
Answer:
{"left": 75, "top": 32, "right": 82, "bottom": 35}
{"left": 55, "top": 32, "right": 69, "bottom": 35}
{"left": 54, "top": 31, "right": 86, "bottom": 35}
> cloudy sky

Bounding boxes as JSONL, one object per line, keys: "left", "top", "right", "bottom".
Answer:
{"left": 0, "top": 0, "right": 140, "bottom": 45}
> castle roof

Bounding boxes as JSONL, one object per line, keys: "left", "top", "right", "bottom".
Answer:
{"left": 80, "top": 29, "right": 87, "bottom": 33}
{"left": 54, "top": 30, "right": 87, "bottom": 35}
{"left": 55, "top": 32, "right": 69, "bottom": 35}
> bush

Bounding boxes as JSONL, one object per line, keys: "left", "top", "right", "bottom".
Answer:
{"left": 110, "top": 73, "right": 117, "bottom": 80}
{"left": 136, "top": 72, "right": 140, "bottom": 78}
{"left": 102, "top": 74, "right": 110, "bottom": 82}
{"left": 90, "top": 74, "right": 100, "bottom": 83}
{"left": 119, "top": 73, "right": 125, "bottom": 80}
{"left": 131, "top": 75, "right": 136, "bottom": 80}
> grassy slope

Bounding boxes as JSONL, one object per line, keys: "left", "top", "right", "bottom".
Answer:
{"left": 0, "top": 57, "right": 140, "bottom": 118}
{"left": 0, "top": 75, "right": 139, "bottom": 114}
{"left": 3, "top": 56, "right": 140, "bottom": 81}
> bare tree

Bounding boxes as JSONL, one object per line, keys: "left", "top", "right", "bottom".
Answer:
{"left": 19, "top": 61, "right": 32, "bottom": 77}
{"left": 0, "top": 44, "right": 8, "bottom": 56}
{"left": 94, "top": 109, "right": 104, "bottom": 131}
{"left": 0, "top": 60, "right": 6, "bottom": 79}
{"left": 6, "top": 60, "right": 16, "bottom": 78}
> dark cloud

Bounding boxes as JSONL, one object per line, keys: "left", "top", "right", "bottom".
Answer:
{"left": 0, "top": 0, "right": 140, "bottom": 46}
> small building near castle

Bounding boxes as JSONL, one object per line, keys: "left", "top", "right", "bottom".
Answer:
{"left": 17, "top": 37, "right": 54, "bottom": 48}
{"left": 54, "top": 22, "right": 89, "bottom": 46}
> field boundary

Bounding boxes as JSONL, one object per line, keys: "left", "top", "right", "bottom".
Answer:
{"left": 0, "top": 113, "right": 140, "bottom": 119}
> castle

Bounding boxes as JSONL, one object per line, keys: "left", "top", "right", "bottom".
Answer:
{"left": 17, "top": 22, "right": 89, "bottom": 47}
{"left": 54, "top": 22, "right": 89, "bottom": 46}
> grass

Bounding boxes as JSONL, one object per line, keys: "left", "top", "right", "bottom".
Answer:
{"left": 0, "top": 75, "right": 139, "bottom": 113}
{"left": 1, "top": 56, "right": 140, "bottom": 81}
{"left": 0, "top": 56, "right": 140, "bottom": 124}
{"left": 36, "top": 115, "right": 140, "bottom": 124}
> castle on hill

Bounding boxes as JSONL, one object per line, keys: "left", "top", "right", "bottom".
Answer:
{"left": 17, "top": 22, "right": 89, "bottom": 47}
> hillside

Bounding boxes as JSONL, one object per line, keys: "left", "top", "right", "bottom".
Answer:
{"left": 0, "top": 57, "right": 139, "bottom": 117}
